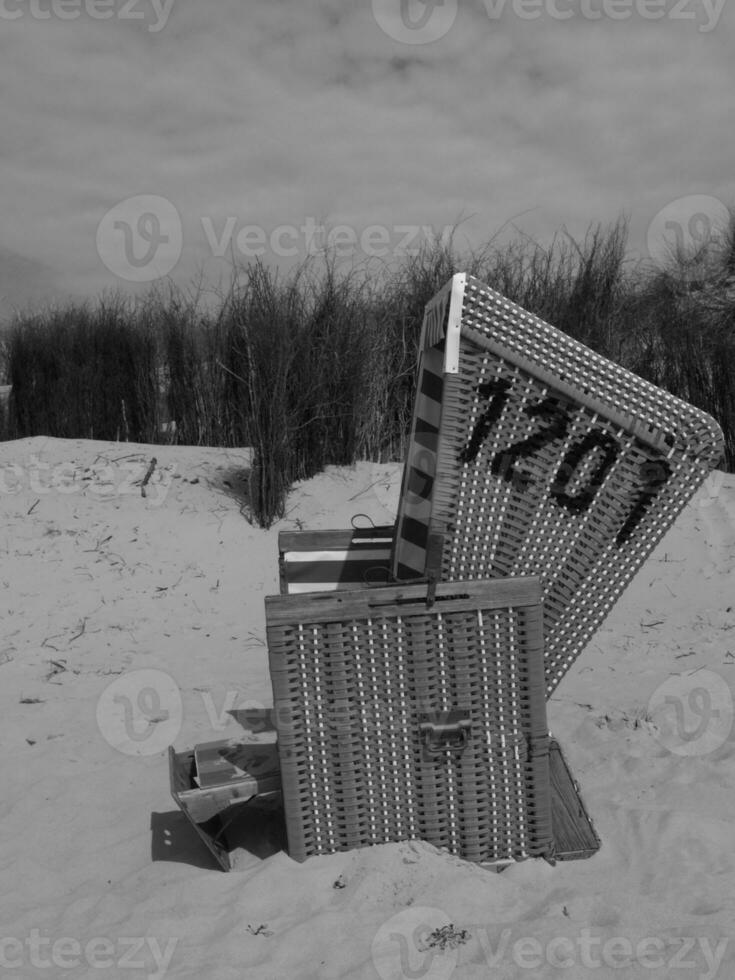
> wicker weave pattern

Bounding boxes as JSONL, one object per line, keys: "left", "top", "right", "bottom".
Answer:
{"left": 266, "top": 578, "right": 552, "bottom": 863}
{"left": 393, "top": 274, "right": 725, "bottom": 695}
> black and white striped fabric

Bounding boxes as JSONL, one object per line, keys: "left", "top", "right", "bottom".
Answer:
{"left": 392, "top": 274, "right": 466, "bottom": 580}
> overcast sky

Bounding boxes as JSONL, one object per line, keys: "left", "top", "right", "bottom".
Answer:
{"left": 1, "top": 0, "right": 733, "bottom": 321}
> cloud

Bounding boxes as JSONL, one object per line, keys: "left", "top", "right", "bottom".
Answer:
{"left": 0, "top": 247, "right": 71, "bottom": 325}
{"left": 0, "top": 0, "right": 733, "bottom": 317}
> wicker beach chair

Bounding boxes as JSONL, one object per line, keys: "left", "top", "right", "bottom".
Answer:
{"left": 168, "top": 273, "right": 724, "bottom": 869}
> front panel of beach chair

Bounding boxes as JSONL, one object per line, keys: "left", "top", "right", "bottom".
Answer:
{"left": 392, "top": 273, "right": 725, "bottom": 696}
{"left": 265, "top": 577, "right": 553, "bottom": 864}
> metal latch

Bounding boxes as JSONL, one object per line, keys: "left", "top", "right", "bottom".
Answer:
{"left": 419, "top": 710, "right": 472, "bottom": 759}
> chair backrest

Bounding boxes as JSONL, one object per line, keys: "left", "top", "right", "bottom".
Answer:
{"left": 392, "top": 273, "right": 724, "bottom": 696}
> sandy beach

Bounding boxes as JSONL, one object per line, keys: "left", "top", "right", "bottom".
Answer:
{"left": 1, "top": 435, "right": 734, "bottom": 980}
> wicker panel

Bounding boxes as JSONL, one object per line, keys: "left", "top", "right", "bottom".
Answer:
{"left": 392, "top": 274, "right": 725, "bottom": 696}
{"left": 266, "top": 578, "right": 552, "bottom": 864}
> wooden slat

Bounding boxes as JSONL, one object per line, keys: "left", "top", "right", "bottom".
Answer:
{"left": 282, "top": 558, "right": 391, "bottom": 588}
{"left": 278, "top": 526, "right": 394, "bottom": 553}
{"left": 168, "top": 747, "right": 232, "bottom": 871}
{"left": 548, "top": 739, "right": 600, "bottom": 860}
{"left": 168, "top": 742, "right": 282, "bottom": 872}
{"left": 283, "top": 549, "right": 392, "bottom": 564}
{"left": 193, "top": 739, "right": 281, "bottom": 792}
{"left": 265, "top": 576, "right": 542, "bottom": 628}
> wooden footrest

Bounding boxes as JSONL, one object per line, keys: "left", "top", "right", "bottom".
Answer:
{"left": 168, "top": 741, "right": 281, "bottom": 871}
{"left": 548, "top": 738, "right": 600, "bottom": 861}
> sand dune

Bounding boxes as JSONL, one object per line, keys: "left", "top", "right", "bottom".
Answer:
{"left": 1, "top": 436, "right": 733, "bottom": 979}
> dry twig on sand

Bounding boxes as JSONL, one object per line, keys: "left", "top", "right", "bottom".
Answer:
{"left": 141, "top": 457, "right": 157, "bottom": 498}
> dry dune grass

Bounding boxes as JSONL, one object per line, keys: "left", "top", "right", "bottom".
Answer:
{"left": 1, "top": 215, "right": 734, "bottom": 527}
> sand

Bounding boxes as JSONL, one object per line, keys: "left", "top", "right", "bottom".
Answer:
{"left": 1, "top": 435, "right": 734, "bottom": 980}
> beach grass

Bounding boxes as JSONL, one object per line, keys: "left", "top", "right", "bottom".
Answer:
{"left": 1, "top": 215, "right": 733, "bottom": 526}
